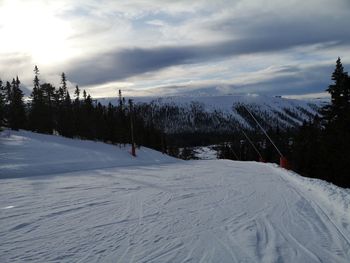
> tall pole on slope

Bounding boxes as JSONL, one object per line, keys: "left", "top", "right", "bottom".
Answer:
{"left": 129, "top": 99, "right": 136, "bottom": 157}
{"left": 242, "top": 105, "right": 289, "bottom": 169}
{"left": 241, "top": 128, "right": 264, "bottom": 162}
{"left": 226, "top": 117, "right": 261, "bottom": 161}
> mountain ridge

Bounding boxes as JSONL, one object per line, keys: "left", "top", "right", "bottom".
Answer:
{"left": 99, "top": 94, "right": 323, "bottom": 133}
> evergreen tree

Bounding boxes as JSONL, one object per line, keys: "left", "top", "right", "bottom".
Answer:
{"left": 95, "top": 102, "right": 108, "bottom": 140}
{"left": 29, "top": 66, "right": 41, "bottom": 131}
{"left": 322, "top": 59, "right": 350, "bottom": 186}
{"left": 61, "top": 91, "right": 74, "bottom": 137}
{"left": 40, "top": 83, "right": 56, "bottom": 133}
{"left": 29, "top": 66, "right": 53, "bottom": 133}
{"left": 72, "top": 85, "right": 81, "bottom": 134}
{"left": 0, "top": 79, "right": 5, "bottom": 128}
{"left": 292, "top": 117, "right": 327, "bottom": 180}
{"left": 8, "top": 77, "right": 26, "bottom": 130}
{"left": 32, "top": 65, "right": 40, "bottom": 102}
{"left": 74, "top": 85, "right": 80, "bottom": 103}
{"left": 323, "top": 57, "right": 350, "bottom": 124}
{"left": 33, "top": 66, "right": 40, "bottom": 88}
{"left": 80, "top": 91, "right": 94, "bottom": 139}
{"left": 106, "top": 102, "right": 116, "bottom": 141}
{"left": 118, "top": 89, "right": 123, "bottom": 111}
{"left": 61, "top": 72, "right": 67, "bottom": 95}
{"left": 294, "top": 58, "right": 350, "bottom": 187}
{"left": 56, "top": 73, "right": 74, "bottom": 137}
{"left": 5, "top": 81, "right": 11, "bottom": 102}
{"left": 3, "top": 81, "right": 12, "bottom": 127}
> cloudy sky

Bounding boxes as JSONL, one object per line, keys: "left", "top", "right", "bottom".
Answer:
{"left": 0, "top": 0, "right": 349, "bottom": 98}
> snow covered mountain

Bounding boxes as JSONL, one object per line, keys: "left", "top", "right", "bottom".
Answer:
{"left": 1, "top": 130, "right": 350, "bottom": 262}
{"left": 100, "top": 94, "right": 322, "bottom": 133}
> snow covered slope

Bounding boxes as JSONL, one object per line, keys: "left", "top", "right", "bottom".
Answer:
{"left": 1, "top": 131, "right": 350, "bottom": 262}
{"left": 135, "top": 94, "right": 318, "bottom": 113}
{"left": 0, "top": 130, "right": 177, "bottom": 179}
{"left": 100, "top": 94, "right": 320, "bottom": 113}
{"left": 100, "top": 94, "right": 321, "bottom": 132}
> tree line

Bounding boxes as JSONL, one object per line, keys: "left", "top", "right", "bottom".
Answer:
{"left": 1, "top": 59, "right": 349, "bottom": 188}
{"left": 292, "top": 57, "right": 350, "bottom": 187}
{"left": 0, "top": 66, "right": 163, "bottom": 151}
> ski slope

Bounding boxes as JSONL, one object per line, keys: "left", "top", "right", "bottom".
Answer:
{"left": 1, "top": 131, "right": 350, "bottom": 262}
{"left": 0, "top": 130, "right": 177, "bottom": 179}
{"left": 100, "top": 94, "right": 319, "bottom": 114}
{"left": 99, "top": 94, "right": 320, "bottom": 133}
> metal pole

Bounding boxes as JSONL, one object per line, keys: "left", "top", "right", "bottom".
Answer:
{"left": 242, "top": 105, "right": 283, "bottom": 158}
{"left": 226, "top": 117, "right": 262, "bottom": 161}
{"left": 241, "top": 128, "right": 264, "bottom": 160}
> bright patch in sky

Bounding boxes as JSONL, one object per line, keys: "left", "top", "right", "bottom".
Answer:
{"left": 0, "top": 1, "right": 75, "bottom": 64}
{"left": 2, "top": 206, "right": 15, "bottom": 209}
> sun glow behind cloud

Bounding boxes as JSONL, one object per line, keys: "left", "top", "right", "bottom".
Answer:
{"left": 0, "top": 0, "right": 74, "bottom": 65}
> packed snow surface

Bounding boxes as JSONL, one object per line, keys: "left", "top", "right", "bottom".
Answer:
{"left": 1, "top": 131, "right": 350, "bottom": 262}
{"left": 0, "top": 130, "right": 176, "bottom": 179}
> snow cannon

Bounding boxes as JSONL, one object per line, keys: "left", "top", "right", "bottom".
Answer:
{"left": 280, "top": 156, "right": 290, "bottom": 169}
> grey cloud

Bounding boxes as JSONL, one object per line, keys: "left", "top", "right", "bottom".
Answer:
{"left": 0, "top": 53, "right": 32, "bottom": 69}
{"left": 68, "top": 34, "right": 347, "bottom": 86}
{"left": 128, "top": 64, "right": 335, "bottom": 97}
{"left": 211, "top": 13, "right": 350, "bottom": 50}
{"left": 0, "top": 53, "right": 33, "bottom": 85}
{"left": 2, "top": 0, "right": 348, "bottom": 98}
{"left": 65, "top": 1, "right": 350, "bottom": 86}
{"left": 235, "top": 64, "right": 334, "bottom": 95}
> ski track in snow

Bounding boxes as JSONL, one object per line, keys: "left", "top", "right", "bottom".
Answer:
{"left": 1, "top": 131, "right": 350, "bottom": 262}
{"left": 1, "top": 162, "right": 350, "bottom": 262}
